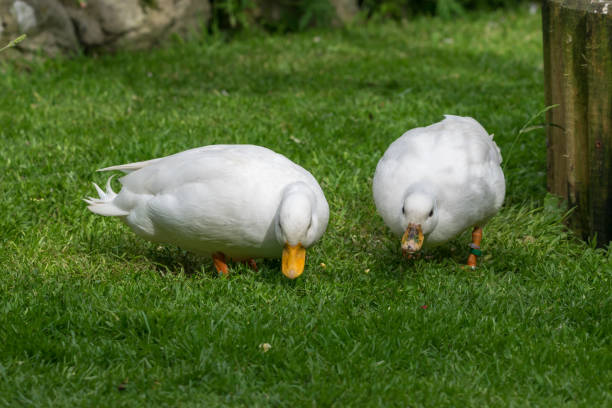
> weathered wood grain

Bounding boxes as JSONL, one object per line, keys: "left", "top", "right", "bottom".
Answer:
{"left": 543, "top": 0, "right": 612, "bottom": 246}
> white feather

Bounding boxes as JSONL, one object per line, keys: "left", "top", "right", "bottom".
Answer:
{"left": 84, "top": 175, "right": 128, "bottom": 216}
{"left": 86, "top": 145, "right": 329, "bottom": 260}
{"left": 373, "top": 115, "right": 506, "bottom": 246}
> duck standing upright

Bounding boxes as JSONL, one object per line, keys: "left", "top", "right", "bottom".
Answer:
{"left": 372, "top": 115, "right": 505, "bottom": 268}
{"left": 85, "top": 145, "right": 329, "bottom": 279}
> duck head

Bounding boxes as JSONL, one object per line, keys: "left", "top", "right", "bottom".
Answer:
{"left": 399, "top": 191, "right": 438, "bottom": 255}
{"left": 276, "top": 182, "right": 325, "bottom": 279}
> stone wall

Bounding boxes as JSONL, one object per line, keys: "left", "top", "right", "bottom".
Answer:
{"left": 0, "top": 0, "right": 360, "bottom": 58}
{"left": 0, "top": 0, "right": 212, "bottom": 57}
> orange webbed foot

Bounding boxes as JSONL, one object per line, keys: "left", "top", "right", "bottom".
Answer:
{"left": 212, "top": 252, "right": 229, "bottom": 276}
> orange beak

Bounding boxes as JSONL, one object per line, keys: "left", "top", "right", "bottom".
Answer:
{"left": 401, "top": 224, "right": 424, "bottom": 254}
{"left": 282, "top": 243, "right": 306, "bottom": 279}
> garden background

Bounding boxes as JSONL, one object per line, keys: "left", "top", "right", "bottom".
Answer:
{"left": 1, "top": 1, "right": 610, "bottom": 406}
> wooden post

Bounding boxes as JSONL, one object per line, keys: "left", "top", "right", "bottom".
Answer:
{"left": 543, "top": 0, "right": 612, "bottom": 247}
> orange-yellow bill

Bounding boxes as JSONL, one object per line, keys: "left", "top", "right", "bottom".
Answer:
{"left": 282, "top": 243, "right": 306, "bottom": 279}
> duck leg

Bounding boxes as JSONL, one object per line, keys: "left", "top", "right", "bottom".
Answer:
{"left": 212, "top": 252, "right": 229, "bottom": 276}
{"left": 466, "top": 226, "right": 483, "bottom": 268}
{"left": 240, "top": 259, "right": 258, "bottom": 271}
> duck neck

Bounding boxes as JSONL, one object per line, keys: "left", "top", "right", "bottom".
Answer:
{"left": 276, "top": 182, "right": 314, "bottom": 247}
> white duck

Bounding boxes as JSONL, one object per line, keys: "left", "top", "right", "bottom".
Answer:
{"left": 373, "top": 115, "right": 505, "bottom": 267}
{"left": 85, "top": 145, "right": 329, "bottom": 278}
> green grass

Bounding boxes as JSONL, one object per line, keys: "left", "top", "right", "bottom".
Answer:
{"left": 1, "top": 7, "right": 611, "bottom": 407}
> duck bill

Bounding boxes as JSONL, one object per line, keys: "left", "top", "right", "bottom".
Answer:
{"left": 401, "top": 224, "right": 424, "bottom": 254}
{"left": 282, "top": 243, "right": 306, "bottom": 279}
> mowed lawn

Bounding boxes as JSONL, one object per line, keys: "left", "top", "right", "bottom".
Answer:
{"left": 1, "top": 8, "right": 610, "bottom": 407}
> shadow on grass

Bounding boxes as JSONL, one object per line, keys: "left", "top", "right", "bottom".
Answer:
{"left": 364, "top": 223, "right": 531, "bottom": 281}
{"left": 142, "top": 244, "right": 288, "bottom": 281}
{"left": 144, "top": 246, "right": 208, "bottom": 277}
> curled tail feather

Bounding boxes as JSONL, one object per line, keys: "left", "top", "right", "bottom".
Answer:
{"left": 84, "top": 176, "right": 129, "bottom": 216}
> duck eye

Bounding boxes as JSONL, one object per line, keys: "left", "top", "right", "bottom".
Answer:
{"left": 429, "top": 209, "right": 434, "bottom": 217}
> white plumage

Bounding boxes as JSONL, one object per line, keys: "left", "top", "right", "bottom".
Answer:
{"left": 373, "top": 115, "right": 505, "bottom": 264}
{"left": 86, "top": 145, "right": 329, "bottom": 278}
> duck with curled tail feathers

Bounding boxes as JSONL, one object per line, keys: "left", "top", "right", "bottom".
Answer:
{"left": 85, "top": 145, "right": 329, "bottom": 279}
